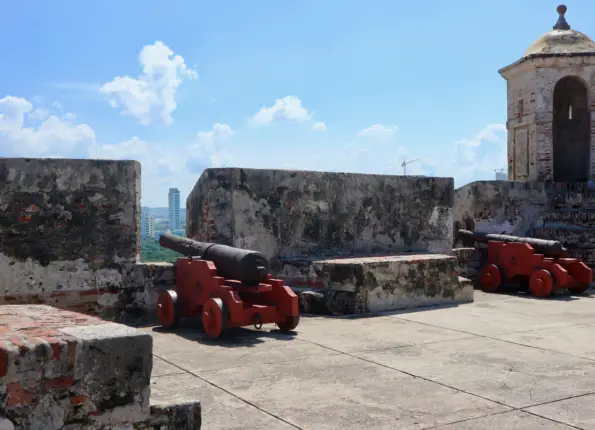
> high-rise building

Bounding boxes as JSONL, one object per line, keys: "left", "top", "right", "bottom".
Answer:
{"left": 141, "top": 207, "right": 155, "bottom": 238}
{"left": 495, "top": 170, "right": 507, "bottom": 181}
{"left": 168, "top": 188, "right": 181, "bottom": 231}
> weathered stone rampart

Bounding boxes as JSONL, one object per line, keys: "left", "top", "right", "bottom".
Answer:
{"left": 0, "top": 158, "right": 175, "bottom": 321}
{"left": 0, "top": 305, "right": 200, "bottom": 429}
{"left": 187, "top": 168, "right": 455, "bottom": 265}
{"left": 454, "top": 180, "right": 595, "bottom": 274}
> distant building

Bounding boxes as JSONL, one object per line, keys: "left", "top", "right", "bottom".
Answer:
{"left": 168, "top": 188, "right": 181, "bottom": 231}
{"left": 141, "top": 207, "right": 155, "bottom": 238}
{"left": 495, "top": 171, "right": 507, "bottom": 181}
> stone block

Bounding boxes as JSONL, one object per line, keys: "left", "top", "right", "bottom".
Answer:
{"left": 187, "top": 168, "right": 454, "bottom": 268}
{"left": 452, "top": 247, "right": 481, "bottom": 283}
{"left": 0, "top": 262, "right": 176, "bottom": 325}
{"left": 138, "top": 402, "right": 202, "bottom": 429}
{"left": 0, "top": 158, "right": 145, "bottom": 322}
{"left": 0, "top": 305, "right": 154, "bottom": 429}
{"left": 281, "top": 254, "right": 474, "bottom": 315}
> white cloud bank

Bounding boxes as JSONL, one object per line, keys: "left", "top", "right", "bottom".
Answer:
{"left": 0, "top": 96, "right": 95, "bottom": 156}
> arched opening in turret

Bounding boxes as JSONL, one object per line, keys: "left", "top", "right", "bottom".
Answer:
{"left": 552, "top": 76, "right": 590, "bottom": 182}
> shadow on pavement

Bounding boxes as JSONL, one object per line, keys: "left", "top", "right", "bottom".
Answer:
{"left": 151, "top": 317, "right": 298, "bottom": 348}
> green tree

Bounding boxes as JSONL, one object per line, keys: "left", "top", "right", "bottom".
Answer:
{"left": 140, "top": 238, "right": 180, "bottom": 263}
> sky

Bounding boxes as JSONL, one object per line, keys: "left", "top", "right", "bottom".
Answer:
{"left": 0, "top": 0, "right": 592, "bottom": 207}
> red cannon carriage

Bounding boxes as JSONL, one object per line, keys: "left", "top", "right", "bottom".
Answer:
{"left": 458, "top": 230, "right": 592, "bottom": 298}
{"left": 155, "top": 233, "right": 300, "bottom": 339}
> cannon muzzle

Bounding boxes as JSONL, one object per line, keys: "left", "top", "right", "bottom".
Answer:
{"left": 456, "top": 229, "right": 567, "bottom": 258}
{"left": 159, "top": 233, "right": 270, "bottom": 284}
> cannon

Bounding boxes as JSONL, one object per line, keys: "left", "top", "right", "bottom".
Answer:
{"left": 457, "top": 230, "right": 567, "bottom": 257}
{"left": 159, "top": 233, "right": 270, "bottom": 285}
{"left": 156, "top": 233, "right": 300, "bottom": 339}
{"left": 457, "top": 229, "right": 592, "bottom": 297}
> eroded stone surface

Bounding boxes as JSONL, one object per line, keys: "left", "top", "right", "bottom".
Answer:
{"left": 187, "top": 168, "right": 455, "bottom": 265}
{"left": 0, "top": 304, "right": 198, "bottom": 429}
{"left": 282, "top": 254, "right": 472, "bottom": 314}
{"left": 454, "top": 181, "right": 595, "bottom": 267}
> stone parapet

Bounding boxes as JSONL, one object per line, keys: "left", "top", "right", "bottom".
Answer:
{"left": 187, "top": 168, "right": 455, "bottom": 265}
{"left": 281, "top": 253, "right": 474, "bottom": 315}
{"left": 0, "top": 304, "right": 200, "bottom": 429}
{"left": 452, "top": 247, "right": 481, "bottom": 284}
{"left": 0, "top": 262, "right": 175, "bottom": 325}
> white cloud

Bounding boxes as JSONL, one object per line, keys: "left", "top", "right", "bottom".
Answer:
{"left": 312, "top": 121, "right": 326, "bottom": 132}
{"left": 188, "top": 123, "right": 236, "bottom": 171}
{"left": 88, "top": 136, "right": 148, "bottom": 160}
{"left": 357, "top": 124, "right": 399, "bottom": 140}
{"left": 424, "top": 123, "right": 507, "bottom": 185}
{"left": 0, "top": 96, "right": 95, "bottom": 156}
{"left": 100, "top": 41, "right": 198, "bottom": 126}
{"left": 193, "top": 123, "right": 234, "bottom": 152}
{"left": 249, "top": 96, "right": 314, "bottom": 127}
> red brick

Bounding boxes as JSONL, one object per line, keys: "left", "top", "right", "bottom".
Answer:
{"left": 6, "top": 382, "right": 34, "bottom": 407}
{"left": 67, "top": 341, "right": 77, "bottom": 369}
{"left": 0, "top": 349, "right": 8, "bottom": 377}
{"left": 45, "top": 376, "right": 75, "bottom": 390}
{"left": 71, "top": 395, "right": 89, "bottom": 405}
{"left": 51, "top": 292, "right": 70, "bottom": 297}
{"left": 35, "top": 337, "right": 63, "bottom": 360}
{"left": 10, "top": 337, "right": 29, "bottom": 355}
{"left": 79, "top": 290, "right": 100, "bottom": 296}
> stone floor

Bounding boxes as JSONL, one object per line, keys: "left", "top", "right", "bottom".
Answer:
{"left": 142, "top": 289, "right": 595, "bottom": 429}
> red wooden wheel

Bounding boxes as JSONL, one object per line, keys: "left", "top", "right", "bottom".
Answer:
{"left": 277, "top": 314, "right": 300, "bottom": 333}
{"left": 529, "top": 269, "right": 554, "bottom": 298}
{"left": 202, "top": 298, "right": 227, "bottom": 339}
{"left": 480, "top": 264, "right": 502, "bottom": 292}
{"left": 157, "top": 290, "right": 180, "bottom": 329}
{"left": 568, "top": 284, "right": 590, "bottom": 295}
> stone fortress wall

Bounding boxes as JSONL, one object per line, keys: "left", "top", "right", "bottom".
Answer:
{"left": 0, "top": 161, "right": 472, "bottom": 320}
{"left": 0, "top": 158, "right": 591, "bottom": 317}
{"left": 0, "top": 158, "right": 175, "bottom": 321}
{"left": 454, "top": 180, "right": 595, "bottom": 269}
{"left": 187, "top": 168, "right": 455, "bottom": 261}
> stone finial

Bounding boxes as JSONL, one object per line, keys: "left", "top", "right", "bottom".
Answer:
{"left": 553, "top": 4, "right": 570, "bottom": 30}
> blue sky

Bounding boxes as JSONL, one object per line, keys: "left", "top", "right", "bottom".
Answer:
{"left": 0, "top": 1, "right": 592, "bottom": 207}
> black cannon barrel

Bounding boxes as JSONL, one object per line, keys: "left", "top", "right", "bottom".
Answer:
{"left": 457, "top": 229, "right": 567, "bottom": 257}
{"left": 159, "top": 233, "right": 270, "bottom": 284}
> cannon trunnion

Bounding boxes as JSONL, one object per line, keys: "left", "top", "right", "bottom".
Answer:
{"left": 457, "top": 229, "right": 592, "bottom": 297}
{"left": 156, "top": 234, "right": 300, "bottom": 339}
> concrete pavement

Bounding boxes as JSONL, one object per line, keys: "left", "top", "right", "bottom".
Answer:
{"left": 144, "top": 290, "right": 595, "bottom": 429}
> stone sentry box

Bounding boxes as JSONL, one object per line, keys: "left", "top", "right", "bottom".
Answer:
{"left": 499, "top": 5, "right": 595, "bottom": 182}
{"left": 186, "top": 168, "right": 455, "bottom": 265}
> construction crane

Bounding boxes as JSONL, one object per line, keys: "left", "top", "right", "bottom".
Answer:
{"left": 401, "top": 158, "right": 419, "bottom": 175}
